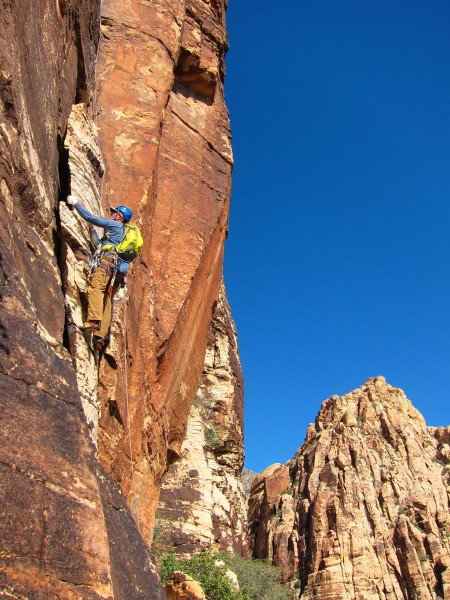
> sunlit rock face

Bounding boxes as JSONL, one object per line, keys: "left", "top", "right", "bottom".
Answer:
{"left": 248, "top": 377, "right": 450, "bottom": 600}
{"left": 0, "top": 0, "right": 233, "bottom": 597}
{"left": 242, "top": 467, "right": 259, "bottom": 495}
{"left": 165, "top": 571, "right": 207, "bottom": 600}
{"left": 59, "top": 103, "right": 106, "bottom": 442}
{"left": 0, "top": 1, "right": 116, "bottom": 597}
{"left": 155, "top": 285, "right": 248, "bottom": 557}
{"left": 95, "top": 0, "right": 233, "bottom": 543}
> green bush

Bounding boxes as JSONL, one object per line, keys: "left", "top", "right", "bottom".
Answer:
{"left": 161, "top": 550, "right": 290, "bottom": 600}
{"left": 161, "top": 550, "right": 177, "bottom": 583}
{"left": 222, "top": 553, "right": 291, "bottom": 600}
{"left": 161, "top": 550, "right": 250, "bottom": 600}
{"left": 204, "top": 424, "right": 226, "bottom": 449}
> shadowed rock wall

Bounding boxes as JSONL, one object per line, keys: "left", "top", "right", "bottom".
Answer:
{"left": 248, "top": 377, "right": 450, "bottom": 600}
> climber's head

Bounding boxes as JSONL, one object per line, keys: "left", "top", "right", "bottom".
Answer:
{"left": 110, "top": 205, "right": 132, "bottom": 223}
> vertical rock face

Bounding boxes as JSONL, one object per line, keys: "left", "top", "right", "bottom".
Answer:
{"left": 155, "top": 285, "right": 248, "bottom": 556}
{"left": 60, "top": 102, "right": 106, "bottom": 441}
{"left": 248, "top": 377, "right": 450, "bottom": 599}
{"left": 95, "top": 0, "right": 233, "bottom": 542}
{"left": 0, "top": 2, "right": 117, "bottom": 597}
{"left": 242, "top": 467, "right": 259, "bottom": 495}
{"left": 0, "top": 0, "right": 236, "bottom": 598}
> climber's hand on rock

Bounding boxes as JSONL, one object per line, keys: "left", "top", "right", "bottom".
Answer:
{"left": 66, "top": 195, "right": 78, "bottom": 206}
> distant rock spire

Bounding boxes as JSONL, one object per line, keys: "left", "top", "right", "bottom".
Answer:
{"left": 248, "top": 377, "right": 450, "bottom": 599}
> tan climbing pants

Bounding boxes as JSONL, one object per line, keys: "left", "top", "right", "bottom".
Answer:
{"left": 87, "top": 266, "right": 122, "bottom": 340}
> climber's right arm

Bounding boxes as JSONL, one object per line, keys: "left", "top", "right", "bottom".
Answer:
{"left": 66, "top": 195, "right": 112, "bottom": 228}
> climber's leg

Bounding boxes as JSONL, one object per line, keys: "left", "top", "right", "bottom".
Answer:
{"left": 97, "top": 276, "right": 122, "bottom": 341}
{"left": 87, "top": 267, "right": 110, "bottom": 323}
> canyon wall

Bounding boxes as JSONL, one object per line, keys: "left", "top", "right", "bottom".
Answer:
{"left": 4, "top": 9, "right": 450, "bottom": 600}
{"left": 0, "top": 2, "right": 121, "bottom": 597}
{"left": 155, "top": 284, "right": 248, "bottom": 557}
{"left": 95, "top": 0, "right": 235, "bottom": 544}
{"left": 0, "top": 0, "right": 242, "bottom": 597}
{"left": 248, "top": 377, "right": 450, "bottom": 600}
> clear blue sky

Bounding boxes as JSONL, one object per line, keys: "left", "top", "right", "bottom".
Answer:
{"left": 223, "top": 0, "right": 450, "bottom": 473}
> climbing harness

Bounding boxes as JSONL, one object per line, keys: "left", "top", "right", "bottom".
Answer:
{"left": 102, "top": 253, "right": 121, "bottom": 295}
{"left": 86, "top": 246, "right": 121, "bottom": 290}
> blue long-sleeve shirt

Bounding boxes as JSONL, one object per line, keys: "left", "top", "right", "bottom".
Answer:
{"left": 75, "top": 202, "right": 128, "bottom": 274}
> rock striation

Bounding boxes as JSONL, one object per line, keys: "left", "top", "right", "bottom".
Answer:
{"left": 95, "top": 0, "right": 234, "bottom": 542}
{"left": 155, "top": 284, "right": 248, "bottom": 556}
{"left": 0, "top": 2, "right": 123, "bottom": 597}
{"left": 248, "top": 377, "right": 450, "bottom": 600}
{"left": 59, "top": 102, "right": 107, "bottom": 441}
{"left": 0, "top": 0, "right": 236, "bottom": 597}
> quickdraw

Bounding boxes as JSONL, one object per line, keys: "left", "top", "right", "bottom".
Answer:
{"left": 86, "top": 245, "right": 103, "bottom": 281}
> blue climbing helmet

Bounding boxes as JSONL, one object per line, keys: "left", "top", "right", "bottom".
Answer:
{"left": 111, "top": 205, "right": 132, "bottom": 222}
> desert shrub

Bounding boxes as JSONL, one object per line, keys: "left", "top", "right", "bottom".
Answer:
{"left": 161, "top": 549, "right": 290, "bottom": 600}
{"left": 204, "top": 424, "right": 227, "bottom": 449}
{"left": 161, "top": 550, "right": 177, "bottom": 583}
{"left": 151, "top": 519, "right": 173, "bottom": 557}
{"left": 221, "top": 553, "right": 291, "bottom": 600}
{"left": 161, "top": 550, "right": 250, "bottom": 600}
{"left": 161, "top": 550, "right": 291, "bottom": 600}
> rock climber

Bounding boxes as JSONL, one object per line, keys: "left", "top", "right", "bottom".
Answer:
{"left": 66, "top": 195, "right": 132, "bottom": 350}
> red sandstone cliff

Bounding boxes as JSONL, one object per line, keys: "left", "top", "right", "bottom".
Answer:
{"left": 0, "top": 0, "right": 241, "bottom": 597}
{"left": 248, "top": 377, "right": 450, "bottom": 600}
{"left": 95, "top": 0, "right": 234, "bottom": 543}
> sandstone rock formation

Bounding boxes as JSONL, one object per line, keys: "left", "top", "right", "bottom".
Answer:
{"left": 155, "top": 285, "right": 248, "bottom": 556}
{"left": 0, "top": 2, "right": 121, "bottom": 597}
{"left": 165, "top": 571, "right": 207, "bottom": 600}
{"left": 248, "top": 377, "right": 450, "bottom": 599}
{"left": 95, "top": 0, "right": 234, "bottom": 543}
{"left": 0, "top": 0, "right": 236, "bottom": 597}
{"left": 60, "top": 102, "right": 106, "bottom": 441}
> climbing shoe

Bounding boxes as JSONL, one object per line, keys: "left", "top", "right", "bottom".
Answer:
{"left": 93, "top": 336, "right": 105, "bottom": 351}
{"left": 80, "top": 320, "right": 100, "bottom": 331}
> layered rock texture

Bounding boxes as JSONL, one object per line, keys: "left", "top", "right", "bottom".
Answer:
{"left": 248, "top": 377, "right": 450, "bottom": 600}
{"left": 155, "top": 285, "right": 248, "bottom": 556}
{"left": 95, "top": 0, "right": 234, "bottom": 543}
{"left": 0, "top": 0, "right": 237, "bottom": 597}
